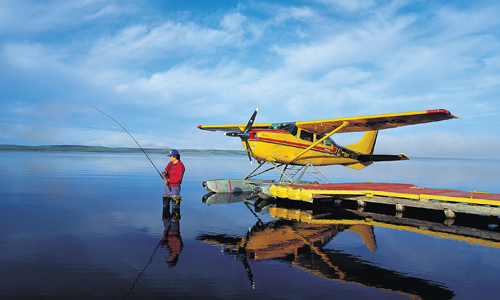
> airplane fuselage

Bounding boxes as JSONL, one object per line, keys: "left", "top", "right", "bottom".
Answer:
{"left": 245, "top": 127, "right": 359, "bottom": 166}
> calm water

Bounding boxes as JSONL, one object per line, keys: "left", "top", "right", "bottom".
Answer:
{"left": 0, "top": 151, "right": 499, "bottom": 300}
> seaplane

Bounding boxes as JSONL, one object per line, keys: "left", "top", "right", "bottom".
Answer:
{"left": 198, "top": 108, "right": 457, "bottom": 194}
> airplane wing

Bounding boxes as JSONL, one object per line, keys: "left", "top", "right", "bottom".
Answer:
{"left": 197, "top": 123, "right": 272, "bottom": 132}
{"left": 297, "top": 109, "right": 458, "bottom": 135}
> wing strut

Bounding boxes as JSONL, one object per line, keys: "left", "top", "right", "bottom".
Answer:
{"left": 289, "top": 121, "right": 350, "bottom": 163}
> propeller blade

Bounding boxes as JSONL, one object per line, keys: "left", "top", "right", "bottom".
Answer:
{"left": 225, "top": 108, "right": 258, "bottom": 164}
{"left": 246, "top": 149, "right": 253, "bottom": 164}
{"left": 244, "top": 107, "right": 258, "bottom": 133}
{"left": 244, "top": 139, "right": 253, "bottom": 164}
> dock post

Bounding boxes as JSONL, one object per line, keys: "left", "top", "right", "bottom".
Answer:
{"left": 444, "top": 208, "right": 456, "bottom": 219}
{"left": 395, "top": 203, "right": 405, "bottom": 212}
{"left": 357, "top": 199, "right": 365, "bottom": 212}
{"left": 444, "top": 218, "right": 455, "bottom": 226}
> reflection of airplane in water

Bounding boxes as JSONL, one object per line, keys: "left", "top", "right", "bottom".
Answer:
{"left": 202, "top": 191, "right": 259, "bottom": 205}
{"left": 198, "top": 193, "right": 500, "bottom": 299}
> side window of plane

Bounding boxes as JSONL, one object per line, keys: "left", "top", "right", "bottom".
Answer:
{"left": 314, "top": 134, "right": 325, "bottom": 145}
{"left": 317, "top": 133, "right": 333, "bottom": 146}
{"left": 299, "top": 129, "right": 314, "bottom": 142}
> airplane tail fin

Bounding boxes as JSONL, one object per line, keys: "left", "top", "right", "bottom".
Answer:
{"left": 343, "top": 130, "right": 408, "bottom": 170}
{"left": 345, "top": 130, "right": 378, "bottom": 154}
{"left": 347, "top": 224, "right": 377, "bottom": 253}
{"left": 342, "top": 131, "right": 378, "bottom": 170}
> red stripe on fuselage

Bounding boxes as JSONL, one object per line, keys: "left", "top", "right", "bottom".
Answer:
{"left": 250, "top": 136, "right": 338, "bottom": 154}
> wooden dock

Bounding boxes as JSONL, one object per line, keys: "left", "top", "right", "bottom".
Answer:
{"left": 269, "top": 182, "right": 500, "bottom": 218}
{"left": 269, "top": 206, "right": 500, "bottom": 249}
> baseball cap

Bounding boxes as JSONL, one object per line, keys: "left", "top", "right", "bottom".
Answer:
{"left": 168, "top": 149, "right": 179, "bottom": 157}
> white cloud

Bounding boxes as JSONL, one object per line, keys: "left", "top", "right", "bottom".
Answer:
{"left": 85, "top": 12, "right": 265, "bottom": 69}
{"left": 220, "top": 12, "right": 246, "bottom": 31}
{"left": 88, "top": 22, "right": 225, "bottom": 66}
{"left": 4, "top": 43, "right": 67, "bottom": 70}
{"left": 315, "top": 0, "right": 376, "bottom": 12}
{"left": 0, "top": 121, "right": 170, "bottom": 148}
{"left": 0, "top": 0, "right": 131, "bottom": 33}
{"left": 273, "top": 6, "right": 317, "bottom": 24}
{"left": 1, "top": 0, "right": 499, "bottom": 158}
{"left": 435, "top": 5, "right": 500, "bottom": 39}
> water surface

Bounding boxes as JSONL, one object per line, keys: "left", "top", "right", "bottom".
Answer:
{"left": 0, "top": 151, "right": 499, "bottom": 299}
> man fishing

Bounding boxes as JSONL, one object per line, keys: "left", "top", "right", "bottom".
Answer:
{"left": 92, "top": 107, "right": 185, "bottom": 208}
{"left": 162, "top": 149, "right": 185, "bottom": 211}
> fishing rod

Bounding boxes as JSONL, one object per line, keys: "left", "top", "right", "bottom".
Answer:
{"left": 92, "top": 106, "right": 165, "bottom": 181}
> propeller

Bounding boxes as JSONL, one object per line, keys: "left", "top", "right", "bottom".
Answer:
{"left": 225, "top": 107, "right": 258, "bottom": 164}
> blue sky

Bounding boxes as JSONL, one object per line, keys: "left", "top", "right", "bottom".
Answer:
{"left": 1, "top": 0, "right": 499, "bottom": 158}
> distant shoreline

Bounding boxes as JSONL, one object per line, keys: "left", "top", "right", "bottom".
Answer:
{"left": 1, "top": 144, "right": 499, "bottom": 162}
{"left": 0, "top": 144, "right": 246, "bottom": 156}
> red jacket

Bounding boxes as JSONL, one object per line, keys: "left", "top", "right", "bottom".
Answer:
{"left": 164, "top": 161, "right": 185, "bottom": 186}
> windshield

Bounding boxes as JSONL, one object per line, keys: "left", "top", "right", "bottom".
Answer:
{"left": 269, "top": 122, "right": 297, "bottom": 135}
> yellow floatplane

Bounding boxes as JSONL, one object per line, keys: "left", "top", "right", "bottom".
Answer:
{"left": 198, "top": 108, "right": 457, "bottom": 192}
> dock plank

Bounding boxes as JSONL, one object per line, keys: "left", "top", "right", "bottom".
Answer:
{"left": 269, "top": 182, "right": 500, "bottom": 216}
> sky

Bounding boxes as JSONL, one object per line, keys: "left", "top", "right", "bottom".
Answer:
{"left": 1, "top": 0, "right": 499, "bottom": 159}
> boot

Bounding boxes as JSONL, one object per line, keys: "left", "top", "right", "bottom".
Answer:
{"left": 171, "top": 207, "right": 181, "bottom": 222}
{"left": 172, "top": 196, "right": 181, "bottom": 208}
{"left": 163, "top": 196, "right": 171, "bottom": 209}
{"left": 163, "top": 196, "right": 171, "bottom": 220}
{"left": 171, "top": 196, "right": 182, "bottom": 222}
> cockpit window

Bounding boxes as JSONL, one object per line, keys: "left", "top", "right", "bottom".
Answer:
{"left": 269, "top": 122, "right": 297, "bottom": 136}
{"left": 270, "top": 122, "right": 295, "bottom": 130}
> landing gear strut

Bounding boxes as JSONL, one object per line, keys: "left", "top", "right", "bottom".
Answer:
{"left": 244, "top": 161, "right": 329, "bottom": 184}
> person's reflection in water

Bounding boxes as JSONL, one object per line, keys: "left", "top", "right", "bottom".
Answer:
{"left": 161, "top": 196, "right": 183, "bottom": 267}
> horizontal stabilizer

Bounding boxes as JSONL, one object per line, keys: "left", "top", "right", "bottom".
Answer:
{"left": 343, "top": 153, "right": 408, "bottom": 170}
{"left": 357, "top": 153, "right": 409, "bottom": 162}
{"left": 342, "top": 162, "right": 373, "bottom": 170}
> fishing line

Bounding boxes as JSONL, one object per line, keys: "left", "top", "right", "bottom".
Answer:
{"left": 92, "top": 106, "right": 164, "bottom": 180}
{"left": 124, "top": 240, "right": 162, "bottom": 298}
